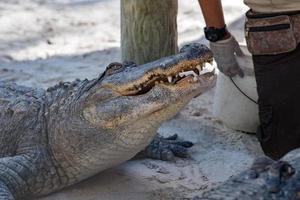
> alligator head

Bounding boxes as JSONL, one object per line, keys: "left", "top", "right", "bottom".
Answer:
{"left": 82, "top": 43, "right": 216, "bottom": 131}
{"left": 196, "top": 154, "right": 300, "bottom": 200}
{"left": 49, "top": 43, "right": 216, "bottom": 181}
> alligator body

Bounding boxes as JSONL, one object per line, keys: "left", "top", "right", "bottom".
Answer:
{"left": 196, "top": 149, "right": 300, "bottom": 200}
{"left": 0, "top": 43, "right": 216, "bottom": 200}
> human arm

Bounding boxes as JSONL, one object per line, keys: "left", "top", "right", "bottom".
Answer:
{"left": 198, "top": 0, "right": 226, "bottom": 29}
{"left": 198, "top": 0, "right": 244, "bottom": 77}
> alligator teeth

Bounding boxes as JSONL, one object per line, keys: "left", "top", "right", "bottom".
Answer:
{"left": 167, "top": 76, "right": 172, "bottom": 83}
{"left": 196, "top": 65, "right": 202, "bottom": 73}
{"left": 179, "top": 70, "right": 198, "bottom": 78}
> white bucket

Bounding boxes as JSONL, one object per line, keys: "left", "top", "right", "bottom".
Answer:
{"left": 213, "top": 45, "right": 259, "bottom": 133}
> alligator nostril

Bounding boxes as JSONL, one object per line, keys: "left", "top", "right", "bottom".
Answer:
{"left": 280, "top": 163, "right": 295, "bottom": 179}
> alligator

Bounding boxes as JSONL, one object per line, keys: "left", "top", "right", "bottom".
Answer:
{"left": 0, "top": 43, "right": 216, "bottom": 200}
{"left": 194, "top": 148, "right": 300, "bottom": 200}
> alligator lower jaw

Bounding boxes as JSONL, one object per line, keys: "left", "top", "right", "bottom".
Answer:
{"left": 117, "top": 58, "right": 214, "bottom": 96}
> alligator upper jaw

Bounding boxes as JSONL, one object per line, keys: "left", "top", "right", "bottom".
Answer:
{"left": 107, "top": 57, "right": 214, "bottom": 96}
{"left": 100, "top": 43, "right": 214, "bottom": 96}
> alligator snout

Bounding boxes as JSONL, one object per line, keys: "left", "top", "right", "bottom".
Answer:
{"left": 101, "top": 43, "right": 215, "bottom": 96}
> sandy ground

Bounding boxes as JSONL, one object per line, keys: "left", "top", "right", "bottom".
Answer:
{"left": 0, "top": 0, "right": 264, "bottom": 199}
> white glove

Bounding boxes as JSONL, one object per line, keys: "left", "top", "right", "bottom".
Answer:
{"left": 210, "top": 35, "right": 244, "bottom": 77}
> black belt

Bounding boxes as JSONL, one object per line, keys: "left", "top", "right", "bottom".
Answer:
{"left": 246, "top": 9, "right": 300, "bottom": 19}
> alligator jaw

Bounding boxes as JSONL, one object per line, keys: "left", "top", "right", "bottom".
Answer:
{"left": 101, "top": 43, "right": 214, "bottom": 96}
{"left": 122, "top": 59, "right": 214, "bottom": 96}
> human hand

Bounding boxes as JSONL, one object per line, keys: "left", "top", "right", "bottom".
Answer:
{"left": 210, "top": 35, "right": 244, "bottom": 77}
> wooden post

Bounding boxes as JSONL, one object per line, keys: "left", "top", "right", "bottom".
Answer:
{"left": 121, "top": 0, "right": 178, "bottom": 65}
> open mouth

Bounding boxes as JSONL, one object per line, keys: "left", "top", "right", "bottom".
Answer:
{"left": 120, "top": 58, "right": 215, "bottom": 96}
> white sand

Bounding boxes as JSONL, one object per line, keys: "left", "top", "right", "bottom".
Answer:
{"left": 0, "top": 0, "right": 264, "bottom": 199}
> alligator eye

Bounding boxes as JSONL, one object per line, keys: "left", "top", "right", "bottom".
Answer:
{"left": 123, "top": 61, "right": 137, "bottom": 68}
{"left": 105, "top": 62, "right": 124, "bottom": 75}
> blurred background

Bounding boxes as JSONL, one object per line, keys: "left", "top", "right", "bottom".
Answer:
{"left": 0, "top": 0, "right": 247, "bottom": 87}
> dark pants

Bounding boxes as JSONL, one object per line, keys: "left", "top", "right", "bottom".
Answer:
{"left": 253, "top": 44, "right": 300, "bottom": 160}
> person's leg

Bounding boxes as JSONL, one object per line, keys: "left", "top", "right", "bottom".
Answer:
{"left": 253, "top": 44, "right": 300, "bottom": 160}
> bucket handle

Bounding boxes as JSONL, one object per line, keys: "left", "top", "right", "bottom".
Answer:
{"left": 229, "top": 77, "right": 258, "bottom": 105}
